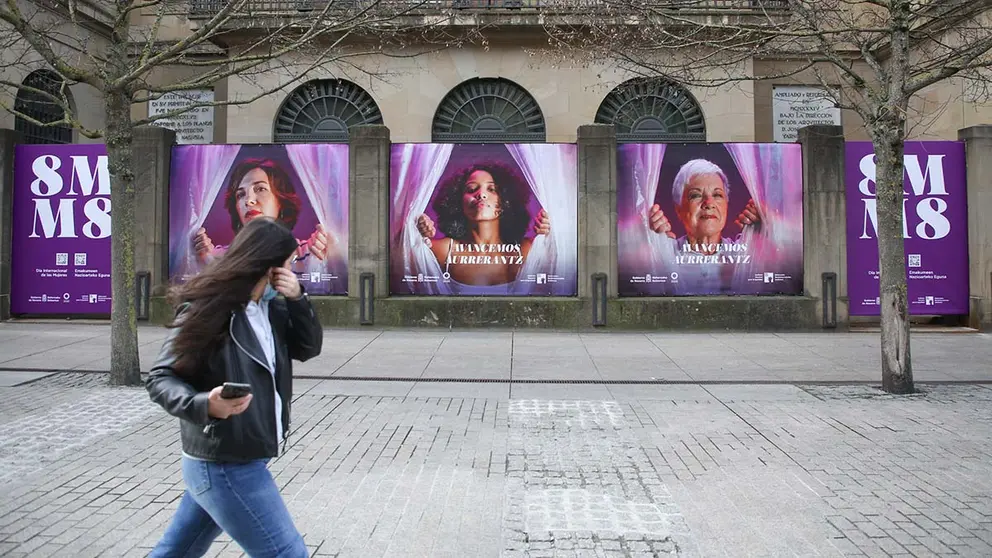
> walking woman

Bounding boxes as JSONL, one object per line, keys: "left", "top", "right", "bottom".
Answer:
{"left": 146, "top": 217, "right": 322, "bottom": 557}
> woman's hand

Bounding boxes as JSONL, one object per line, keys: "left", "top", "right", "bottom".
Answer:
{"left": 271, "top": 267, "right": 302, "bottom": 300}
{"left": 533, "top": 209, "right": 551, "bottom": 236}
{"left": 193, "top": 228, "right": 215, "bottom": 262}
{"left": 735, "top": 199, "right": 762, "bottom": 229}
{"left": 307, "top": 224, "right": 331, "bottom": 261}
{"left": 207, "top": 386, "right": 252, "bottom": 419}
{"left": 416, "top": 214, "right": 436, "bottom": 239}
{"left": 648, "top": 204, "right": 677, "bottom": 239}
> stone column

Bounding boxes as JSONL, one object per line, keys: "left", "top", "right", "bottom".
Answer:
{"left": 0, "top": 129, "right": 22, "bottom": 320}
{"left": 132, "top": 126, "right": 176, "bottom": 297}
{"left": 576, "top": 124, "right": 617, "bottom": 299}
{"left": 958, "top": 125, "right": 992, "bottom": 329}
{"left": 349, "top": 125, "right": 390, "bottom": 300}
{"left": 799, "top": 125, "right": 848, "bottom": 327}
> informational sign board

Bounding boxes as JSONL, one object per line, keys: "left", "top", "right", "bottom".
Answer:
{"left": 772, "top": 85, "right": 841, "bottom": 142}
{"left": 148, "top": 90, "right": 215, "bottom": 144}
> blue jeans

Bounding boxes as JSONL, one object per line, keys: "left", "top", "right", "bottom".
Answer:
{"left": 149, "top": 457, "right": 308, "bottom": 558}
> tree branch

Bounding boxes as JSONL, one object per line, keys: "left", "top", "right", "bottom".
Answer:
{"left": 0, "top": 0, "right": 102, "bottom": 86}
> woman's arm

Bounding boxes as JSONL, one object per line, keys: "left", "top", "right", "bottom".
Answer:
{"left": 285, "top": 286, "right": 324, "bottom": 362}
{"left": 145, "top": 326, "right": 215, "bottom": 427}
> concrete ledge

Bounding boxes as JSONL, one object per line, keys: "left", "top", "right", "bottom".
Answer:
{"left": 153, "top": 295, "right": 822, "bottom": 330}
{"left": 319, "top": 297, "right": 584, "bottom": 329}
{"left": 608, "top": 296, "right": 820, "bottom": 330}
{"left": 151, "top": 296, "right": 583, "bottom": 328}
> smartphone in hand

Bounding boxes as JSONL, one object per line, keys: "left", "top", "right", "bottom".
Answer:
{"left": 220, "top": 382, "right": 252, "bottom": 399}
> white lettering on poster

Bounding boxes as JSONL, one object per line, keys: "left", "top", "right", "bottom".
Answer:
{"left": 857, "top": 153, "right": 951, "bottom": 240}
{"left": 673, "top": 242, "right": 752, "bottom": 264}
{"left": 29, "top": 154, "right": 112, "bottom": 239}
{"left": 148, "top": 90, "right": 215, "bottom": 144}
{"left": 445, "top": 243, "right": 524, "bottom": 265}
{"left": 772, "top": 86, "right": 842, "bottom": 142}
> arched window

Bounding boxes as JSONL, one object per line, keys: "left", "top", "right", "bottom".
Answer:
{"left": 595, "top": 78, "right": 706, "bottom": 143}
{"left": 432, "top": 78, "right": 546, "bottom": 143}
{"left": 14, "top": 70, "right": 73, "bottom": 144}
{"left": 273, "top": 79, "right": 383, "bottom": 143}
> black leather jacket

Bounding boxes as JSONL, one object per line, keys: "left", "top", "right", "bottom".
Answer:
{"left": 145, "top": 292, "right": 322, "bottom": 462}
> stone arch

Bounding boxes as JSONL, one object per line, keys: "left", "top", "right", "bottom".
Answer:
{"left": 432, "top": 77, "right": 546, "bottom": 143}
{"left": 273, "top": 78, "right": 383, "bottom": 143}
{"left": 595, "top": 78, "right": 706, "bottom": 142}
{"left": 14, "top": 69, "right": 73, "bottom": 144}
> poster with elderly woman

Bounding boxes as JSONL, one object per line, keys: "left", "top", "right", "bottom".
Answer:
{"left": 169, "top": 144, "right": 348, "bottom": 295}
{"left": 390, "top": 143, "right": 577, "bottom": 296}
{"left": 617, "top": 143, "right": 804, "bottom": 296}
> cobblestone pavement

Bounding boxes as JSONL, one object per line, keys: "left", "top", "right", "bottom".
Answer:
{"left": 1, "top": 374, "right": 992, "bottom": 557}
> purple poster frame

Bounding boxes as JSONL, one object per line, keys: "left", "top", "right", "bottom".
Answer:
{"left": 616, "top": 143, "right": 805, "bottom": 296}
{"left": 388, "top": 143, "right": 578, "bottom": 296}
{"left": 10, "top": 144, "right": 112, "bottom": 315}
{"left": 845, "top": 141, "right": 969, "bottom": 315}
{"left": 168, "top": 144, "right": 350, "bottom": 296}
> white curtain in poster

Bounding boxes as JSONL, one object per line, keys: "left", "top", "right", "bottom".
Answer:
{"left": 391, "top": 143, "right": 454, "bottom": 295}
{"left": 507, "top": 144, "right": 577, "bottom": 295}
{"left": 173, "top": 144, "right": 241, "bottom": 279}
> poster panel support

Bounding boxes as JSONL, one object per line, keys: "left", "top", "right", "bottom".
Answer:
{"left": 592, "top": 272, "right": 607, "bottom": 326}
{"left": 136, "top": 271, "right": 150, "bottom": 321}
{"left": 822, "top": 272, "right": 837, "bottom": 329}
{"left": 360, "top": 272, "right": 374, "bottom": 326}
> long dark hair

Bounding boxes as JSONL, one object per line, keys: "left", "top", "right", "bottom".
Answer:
{"left": 223, "top": 158, "right": 302, "bottom": 233}
{"left": 166, "top": 218, "right": 299, "bottom": 376}
{"left": 432, "top": 162, "right": 531, "bottom": 244}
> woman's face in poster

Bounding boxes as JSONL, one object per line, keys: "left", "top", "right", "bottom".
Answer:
{"left": 235, "top": 167, "right": 282, "bottom": 226}
{"left": 676, "top": 172, "right": 729, "bottom": 239}
{"left": 460, "top": 170, "right": 502, "bottom": 223}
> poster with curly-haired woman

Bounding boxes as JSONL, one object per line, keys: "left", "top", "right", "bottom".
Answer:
{"left": 390, "top": 143, "right": 577, "bottom": 296}
{"left": 169, "top": 144, "right": 348, "bottom": 295}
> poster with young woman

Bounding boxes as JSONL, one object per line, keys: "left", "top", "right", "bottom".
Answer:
{"left": 169, "top": 144, "right": 348, "bottom": 295}
{"left": 389, "top": 143, "right": 578, "bottom": 296}
{"left": 617, "top": 143, "right": 804, "bottom": 296}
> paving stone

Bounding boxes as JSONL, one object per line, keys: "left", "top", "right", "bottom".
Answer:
{"left": 0, "top": 373, "right": 991, "bottom": 556}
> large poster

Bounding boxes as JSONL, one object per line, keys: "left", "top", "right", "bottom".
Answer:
{"left": 845, "top": 141, "right": 969, "bottom": 315}
{"left": 11, "top": 144, "right": 112, "bottom": 315}
{"left": 169, "top": 144, "right": 348, "bottom": 295}
{"left": 389, "top": 143, "right": 577, "bottom": 296}
{"left": 617, "top": 143, "right": 804, "bottom": 296}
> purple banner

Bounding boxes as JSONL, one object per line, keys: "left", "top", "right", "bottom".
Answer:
{"left": 389, "top": 143, "right": 578, "bottom": 296}
{"left": 617, "top": 143, "right": 804, "bottom": 296}
{"left": 11, "top": 144, "right": 112, "bottom": 315}
{"left": 169, "top": 144, "right": 349, "bottom": 295}
{"left": 845, "top": 141, "right": 969, "bottom": 315}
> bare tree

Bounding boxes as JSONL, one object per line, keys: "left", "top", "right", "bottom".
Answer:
{"left": 1, "top": 0, "right": 471, "bottom": 385}
{"left": 545, "top": 0, "right": 992, "bottom": 394}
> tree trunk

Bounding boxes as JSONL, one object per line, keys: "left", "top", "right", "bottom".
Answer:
{"left": 105, "top": 89, "right": 141, "bottom": 386}
{"left": 872, "top": 130, "right": 914, "bottom": 394}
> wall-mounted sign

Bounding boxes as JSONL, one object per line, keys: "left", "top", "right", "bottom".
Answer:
{"left": 149, "top": 89, "right": 215, "bottom": 144}
{"left": 617, "top": 143, "right": 804, "bottom": 296}
{"left": 845, "top": 141, "right": 969, "bottom": 315}
{"left": 11, "top": 144, "right": 111, "bottom": 315}
{"left": 772, "top": 85, "right": 841, "bottom": 142}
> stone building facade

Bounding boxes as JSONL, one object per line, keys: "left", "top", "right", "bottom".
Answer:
{"left": 3, "top": 1, "right": 990, "bottom": 146}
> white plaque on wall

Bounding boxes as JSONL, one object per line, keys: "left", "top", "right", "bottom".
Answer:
{"left": 148, "top": 90, "right": 215, "bottom": 144}
{"left": 772, "top": 86, "right": 841, "bottom": 142}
